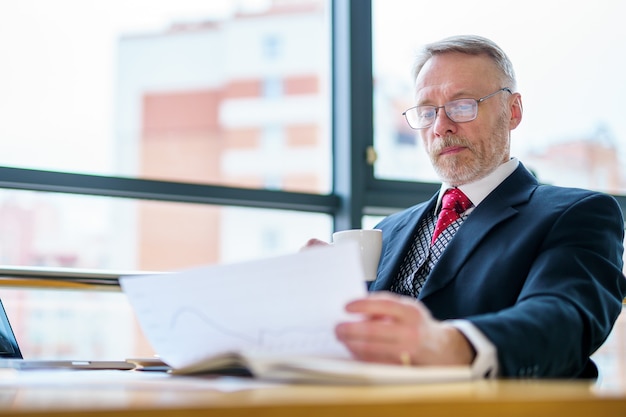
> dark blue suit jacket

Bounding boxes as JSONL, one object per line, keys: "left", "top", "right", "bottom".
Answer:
{"left": 370, "top": 163, "right": 626, "bottom": 378}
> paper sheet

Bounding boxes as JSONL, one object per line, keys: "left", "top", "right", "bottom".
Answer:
{"left": 120, "top": 243, "right": 368, "bottom": 370}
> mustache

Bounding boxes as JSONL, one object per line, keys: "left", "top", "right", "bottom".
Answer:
{"left": 431, "top": 135, "right": 472, "bottom": 154}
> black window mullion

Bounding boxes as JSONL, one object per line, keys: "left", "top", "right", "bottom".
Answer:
{"left": 0, "top": 166, "right": 339, "bottom": 214}
{"left": 332, "top": 0, "right": 373, "bottom": 231}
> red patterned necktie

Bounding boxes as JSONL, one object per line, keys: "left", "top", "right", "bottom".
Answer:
{"left": 431, "top": 188, "right": 472, "bottom": 245}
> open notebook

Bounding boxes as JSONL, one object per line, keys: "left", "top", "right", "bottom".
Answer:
{"left": 0, "top": 299, "right": 134, "bottom": 371}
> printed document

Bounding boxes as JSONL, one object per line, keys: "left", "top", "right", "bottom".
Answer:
{"left": 120, "top": 243, "right": 472, "bottom": 384}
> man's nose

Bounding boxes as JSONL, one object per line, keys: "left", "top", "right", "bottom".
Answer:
{"left": 432, "top": 107, "right": 457, "bottom": 136}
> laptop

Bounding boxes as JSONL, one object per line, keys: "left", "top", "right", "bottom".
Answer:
{"left": 0, "top": 299, "right": 135, "bottom": 371}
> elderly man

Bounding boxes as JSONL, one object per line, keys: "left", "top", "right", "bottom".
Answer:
{"left": 308, "top": 35, "right": 625, "bottom": 379}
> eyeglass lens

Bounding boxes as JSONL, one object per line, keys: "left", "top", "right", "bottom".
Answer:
{"left": 409, "top": 99, "right": 477, "bottom": 128}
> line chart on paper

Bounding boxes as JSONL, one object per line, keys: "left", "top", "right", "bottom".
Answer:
{"left": 119, "top": 243, "right": 368, "bottom": 364}
{"left": 168, "top": 306, "right": 341, "bottom": 353}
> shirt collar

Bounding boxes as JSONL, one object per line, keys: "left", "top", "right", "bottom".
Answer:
{"left": 436, "top": 157, "right": 519, "bottom": 211}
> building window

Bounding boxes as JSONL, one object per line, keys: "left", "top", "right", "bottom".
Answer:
{"left": 263, "top": 34, "right": 283, "bottom": 60}
{"left": 263, "top": 77, "right": 284, "bottom": 98}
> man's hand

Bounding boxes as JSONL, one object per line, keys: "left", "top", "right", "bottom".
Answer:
{"left": 335, "top": 292, "right": 476, "bottom": 366}
{"left": 300, "top": 238, "right": 330, "bottom": 250}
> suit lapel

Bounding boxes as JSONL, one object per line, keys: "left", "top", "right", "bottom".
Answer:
{"left": 418, "top": 164, "right": 539, "bottom": 299}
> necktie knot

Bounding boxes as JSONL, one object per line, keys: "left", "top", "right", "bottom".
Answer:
{"left": 441, "top": 188, "right": 472, "bottom": 214}
{"left": 431, "top": 188, "right": 472, "bottom": 245}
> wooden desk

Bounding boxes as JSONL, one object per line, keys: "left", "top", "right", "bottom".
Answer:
{"left": 0, "top": 370, "right": 624, "bottom": 417}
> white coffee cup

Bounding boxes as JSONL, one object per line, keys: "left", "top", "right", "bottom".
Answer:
{"left": 332, "top": 229, "right": 383, "bottom": 282}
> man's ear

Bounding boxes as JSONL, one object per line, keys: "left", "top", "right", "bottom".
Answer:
{"left": 509, "top": 92, "right": 523, "bottom": 130}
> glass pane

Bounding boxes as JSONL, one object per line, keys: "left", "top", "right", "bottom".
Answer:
{"left": 0, "top": 0, "right": 331, "bottom": 194}
{"left": 0, "top": 288, "right": 152, "bottom": 360}
{"left": 362, "top": 215, "right": 384, "bottom": 230}
{"left": 373, "top": 0, "right": 626, "bottom": 195}
{"left": 0, "top": 189, "right": 332, "bottom": 270}
{"left": 0, "top": 189, "right": 331, "bottom": 360}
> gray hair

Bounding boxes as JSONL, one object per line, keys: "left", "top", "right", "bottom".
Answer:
{"left": 412, "top": 35, "right": 517, "bottom": 90}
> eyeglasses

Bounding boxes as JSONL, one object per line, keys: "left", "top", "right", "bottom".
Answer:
{"left": 402, "top": 87, "right": 512, "bottom": 129}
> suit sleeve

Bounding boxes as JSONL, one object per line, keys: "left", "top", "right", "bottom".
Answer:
{"left": 467, "top": 192, "right": 626, "bottom": 378}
